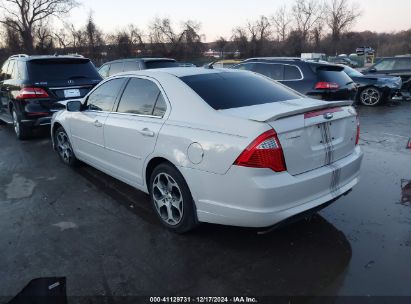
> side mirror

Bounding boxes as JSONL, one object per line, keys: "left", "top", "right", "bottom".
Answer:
{"left": 66, "top": 100, "right": 82, "bottom": 112}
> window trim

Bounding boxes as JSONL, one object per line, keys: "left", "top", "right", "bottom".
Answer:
{"left": 282, "top": 64, "right": 304, "bottom": 81}
{"left": 234, "top": 62, "right": 304, "bottom": 81}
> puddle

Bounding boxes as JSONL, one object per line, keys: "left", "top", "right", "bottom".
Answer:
{"left": 401, "top": 179, "right": 411, "bottom": 206}
{"left": 5, "top": 174, "right": 36, "bottom": 200}
{"left": 52, "top": 222, "right": 78, "bottom": 231}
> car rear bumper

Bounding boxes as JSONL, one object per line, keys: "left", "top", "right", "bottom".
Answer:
{"left": 21, "top": 116, "right": 52, "bottom": 127}
{"left": 181, "top": 146, "right": 363, "bottom": 228}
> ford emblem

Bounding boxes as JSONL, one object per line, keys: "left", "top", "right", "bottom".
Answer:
{"left": 323, "top": 112, "right": 334, "bottom": 120}
{"left": 68, "top": 80, "right": 75, "bottom": 85}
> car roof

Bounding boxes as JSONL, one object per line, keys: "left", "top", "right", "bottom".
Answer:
{"left": 243, "top": 57, "right": 302, "bottom": 62}
{"left": 8, "top": 54, "right": 88, "bottom": 61}
{"left": 114, "top": 67, "right": 242, "bottom": 78}
{"left": 104, "top": 58, "right": 176, "bottom": 64}
{"left": 378, "top": 56, "right": 411, "bottom": 60}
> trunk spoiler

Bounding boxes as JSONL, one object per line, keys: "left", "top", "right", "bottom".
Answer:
{"left": 219, "top": 98, "right": 354, "bottom": 122}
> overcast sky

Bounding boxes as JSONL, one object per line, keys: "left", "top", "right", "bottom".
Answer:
{"left": 68, "top": 0, "right": 411, "bottom": 41}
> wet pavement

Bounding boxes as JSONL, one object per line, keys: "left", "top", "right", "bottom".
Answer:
{"left": 0, "top": 102, "right": 410, "bottom": 302}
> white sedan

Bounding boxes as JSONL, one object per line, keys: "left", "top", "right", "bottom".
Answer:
{"left": 51, "top": 68, "right": 363, "bottom": 233}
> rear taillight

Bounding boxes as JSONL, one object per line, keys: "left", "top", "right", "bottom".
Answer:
{"left": 234, "top": 130, "right": 286, "bottom": 172}
{"left": 355, "top": 117, "right": 360, "bottom": 145}
{"left": 16, "top": 87, "right": 49, "bottom": 99}
{"left": 315, "top": 82, "right": 339, "bottom": 90}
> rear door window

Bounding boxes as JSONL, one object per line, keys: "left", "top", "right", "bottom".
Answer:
{"left": 180, "top": 71, "right": 302, "bottom": 110}
{"left": 109, "top": 62, "right": 124, "bottom": 76}
{"left": 87, "top": 78, "right": 125, "bottom": 112}
{"left": 233, "top": 63, "right": 254, "bottom": 71}
{"left": 1, "top": 60, "right": 10, "bottom": 80}
{"left": 253, "top": 63, "right": 284, "bottom": 80}
{"left": 27, "top": 59, "right": 101, "bottom": 81}
{"left": 123, "top": 61, "right": 141, "bottom": 72}
{"left": 152, "top": 94, "right": 167, "bottom": 117}
{"left": 373, "top": 59, "right": 395, "bottom": 71}
{"left": 116, "top": 78, "right": 162, "bottom": 116}
{"left": 7, "top": 60, "right": 16, "bottom": 80}
{"left": 394, "top": 58, "right": 411, "bottom": 70}
{"left": 284, "top": 65, "right": 302, "bottom": 80}
{"left": 98, "top": 64, "right": 110, "bottom": 78}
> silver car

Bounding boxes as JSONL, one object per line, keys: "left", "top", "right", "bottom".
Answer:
{"left": 51, "top": 68, "right": 363, "bottom": 233}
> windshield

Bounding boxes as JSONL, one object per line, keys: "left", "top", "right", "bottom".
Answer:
{"left": 344, "top": 66, "right": 363, "bottom": 77}
{"left": 179, "top": 71, "right": 302, "bottom": 110}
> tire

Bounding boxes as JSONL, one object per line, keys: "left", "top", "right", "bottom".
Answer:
{"left": 12, "top": 109, "right": 31, "bottom": 140}
{"left": 149, "top": 163, "right": 198, "bottom": 233}
{"left": 54, "top": 126, "right": 78, "bottom": 167}
{"left": 359, "top": 87, "right": 383, "bottom": 106}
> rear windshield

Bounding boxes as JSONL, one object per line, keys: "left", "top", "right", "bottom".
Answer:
{"left": 145, "top": 60, "right": 178, "bottom": 69}
{"left": 316, "top": 67, "right": 353, "bottom": 85}
{"left": 27, "top": 59, "right": 101, "bottom": 81}
{"left": 180, "top": 72, "right": 302, "bottom": 110}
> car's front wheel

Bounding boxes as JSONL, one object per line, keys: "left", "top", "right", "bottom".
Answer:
{"left": 54, "top": 126, "right": 78, "bottom": 167}
{"left": 149, "top": 163, "right": 198, "bottom": 233}
{"left": 359, "top": 87, "right": 383, "bottom": 106}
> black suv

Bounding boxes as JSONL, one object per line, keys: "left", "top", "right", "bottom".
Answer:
{"left": 98, "top": 58, "right": 178, "bottom": 78}
{"left": 0, "top": 54, "right": 102, "bottom": 139}
{"left": 363, "top": 56, "right": 411, "bottom": 98}
{"left": 233, "top": 58, "right": 357, "bottom": 101}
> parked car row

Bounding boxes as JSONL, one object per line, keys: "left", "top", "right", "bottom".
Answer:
{"left": 0, "top": 53, "right": 363, "bottom": 233}
{"left": 231, "top": 57, "right": 407, "bottom": 107}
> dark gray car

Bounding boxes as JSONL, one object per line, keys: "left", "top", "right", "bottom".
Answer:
{"left": 98, "top": 58, "right": 178, "bottom": 78}
{"left": 363, "top": 56, "right": 411, "bottom": 98}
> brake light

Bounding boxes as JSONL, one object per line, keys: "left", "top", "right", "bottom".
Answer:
{"left": 234, "top": 130, "right": 286, "bottom": 172}
{"left": 16, "top": 87, "right": 49, "bottom": 99}
{"left": 315, "top": 82, "right": 339, "bottom": 90}
{"left": 355, "top": 117, "right": 360, "bottom": 145}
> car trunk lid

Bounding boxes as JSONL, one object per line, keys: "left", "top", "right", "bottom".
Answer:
{"left": 221, "top": 98, "right": 358, "bottom": 175}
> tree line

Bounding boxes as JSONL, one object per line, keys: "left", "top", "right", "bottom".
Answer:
{"left": 0, "top": 0, "right": 410, "bottom": 66}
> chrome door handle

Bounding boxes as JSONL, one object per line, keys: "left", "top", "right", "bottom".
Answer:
{"left": 139, "top": 128, "right": 155, "bottom": 137}
{"left": 94, "top": 120, "right": 103, "bottom": 127}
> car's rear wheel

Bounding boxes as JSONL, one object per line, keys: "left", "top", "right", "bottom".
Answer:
{"left": 359, "top": 87, "right": 382, "bottom": 106}
{"left": 12, "top": 109, "right": 31, "bottom": 140}
{"left": 54, "top": 126, "right": 78, "bottom": 167}
{"left": 149, "top": 163, "right": 198, "bottom": 233}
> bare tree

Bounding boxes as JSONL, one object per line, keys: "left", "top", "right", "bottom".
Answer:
{"left": 231, "top": 26, "right": 249, "bottom": 57}
{"left": 324, "top": 0, "right": 361, "bottom": 42}
{"left": 149, "top": 17, "right": 203, "bottom": 59}
{"left": 271, "top": 5, "right": 292, "bottom": 41}
{"left": 247, "top": 16, "right": 272, "bottom": 56}
{"left": 292, "top": 0, "right": 323, "bottom": 43}
{"left": 54, "top": 26, "right": 71, "bottom": 49}
{"left": 215, "top": 37, "right": 227, "bottom": 58}
{"left": 0, "top": 0, "right": 78, "bottom": 53}
{"left": 35, "top": 21, "right": 54, "bottom": 52}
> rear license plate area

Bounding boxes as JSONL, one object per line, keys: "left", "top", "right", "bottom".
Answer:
{"left": 64, "top": 89, "right": 80, "bottom": 98}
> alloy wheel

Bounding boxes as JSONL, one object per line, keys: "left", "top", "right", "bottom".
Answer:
{"left": 360, "top": 88, "right": 381, "bottom": 106}
{"left": 12, "top": 111, "right": 20, "bottom": 136}
{"left": 56, "top": 131, "right": 73, "bottom": 164}
{"left": 152, "top": 172, "right": 184, "bottom": 226}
